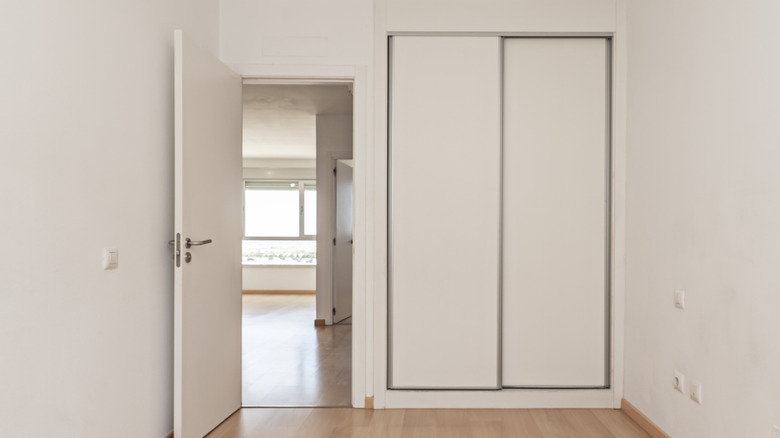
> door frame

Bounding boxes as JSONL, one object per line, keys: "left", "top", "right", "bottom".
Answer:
{"left": 234, "top": 64, "right": 369, "bottom": 408}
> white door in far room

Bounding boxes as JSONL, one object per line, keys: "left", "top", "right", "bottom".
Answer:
{"left": 333, "top": 159, "right": 353, "bottom": 323}
{"left": 173, "top": 30, "right": 243, "bottom": 438}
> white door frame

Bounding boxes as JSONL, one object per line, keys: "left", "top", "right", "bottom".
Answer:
{"left": 233, "top": 64, "right": 369, "bottom": 408}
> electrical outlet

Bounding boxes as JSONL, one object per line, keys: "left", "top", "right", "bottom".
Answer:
{"left": 673, "top": 370, "right": 685, "bottom": 393}
{"left": 689, "top": 381, "right": 702, "bottom": 404}
{"left": 674, "top": 290, "right": 685, "bottom": 309}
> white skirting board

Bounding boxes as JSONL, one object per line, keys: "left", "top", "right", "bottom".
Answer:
{"left": 384, "top": 388, "right": 615, "bottom": 409}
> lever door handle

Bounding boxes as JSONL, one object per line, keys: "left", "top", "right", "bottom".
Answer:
{"left": 185, "top": 238, "right": 212, "bottom": 248}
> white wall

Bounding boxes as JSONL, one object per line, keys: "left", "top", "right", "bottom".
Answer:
{"left": 220, "top": 0, "right": 373, "bottom": 65}
{"left": 0, "top": 1, "right": 219, "bottom": 437}
{"left": 624, "top": 1, "right": 780, "bottom": 437}
{"left": 242, "top": 166, "right": 316, "bottom": 181}
{"left": 315, "top": 114, "right": 353, "bottom": 323}
{"left": 386, "top": 0, "right": 615, "bottom": 32}
{"left": 243, "top": 266, "right": 316, "bottom": 290}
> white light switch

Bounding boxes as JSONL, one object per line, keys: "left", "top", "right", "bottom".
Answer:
{"left": 674, "top": 290, "right": 685, "bottom": 309}
{"left": 103, "top": 248, "right": 119, "bottom": 270}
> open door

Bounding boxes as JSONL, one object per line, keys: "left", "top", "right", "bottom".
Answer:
{"left": 332, "top": 160, "right": 353, "bottom": 323}
{"left": 173, "top": 30, "right": 243, "bottom": 438}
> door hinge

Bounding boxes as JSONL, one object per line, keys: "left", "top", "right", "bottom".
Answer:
{"left": 333, "top": 237, "right": 336, "bottom": 246}
{"left": 333, "top": 307, "right": 336, "bottom": 316}
{"left": 333, "top": 167, "right": 337, "bottom": 176}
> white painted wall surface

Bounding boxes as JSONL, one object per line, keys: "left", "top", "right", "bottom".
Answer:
{"left": 624, "top": 1, "right": 780, "bottom": 437}
{"left": 386, "top": 0, "right": 615, "bottom": 33}
{"left": 243, "top": 167, "right": 316, "bottom": 180}
{"left": 243, "top": 161, "right": 316, "bottom": 181}
{"left": 242, "top": 266, "right": 316, "bottom": 290}
{"left": 220, "top": 0, "right": 373, "bottom": 65}
{"left": 315, "top": 115, "right": 353, "bottom": 323}
{"left": 0, "top": 1, "right": 219, "bottom": 437}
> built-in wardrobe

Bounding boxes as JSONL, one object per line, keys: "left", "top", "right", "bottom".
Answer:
{"left": 389, "top": 36, "right": 611, "bottom": 390}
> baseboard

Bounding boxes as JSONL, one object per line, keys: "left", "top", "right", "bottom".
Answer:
{"left": 621, "top": 399, "right": 672, "bottom": 438}
{"left": 314, "top": 319, "right": 326, "bottom": 326}
{"left": 242, "top": 290, "right": 316, "bottom": 295}
{"left": 365, "top": 396, "right": 374, "bottom": 410}
{"left": 385, "top": 388, "right": 613, "bottom": 408}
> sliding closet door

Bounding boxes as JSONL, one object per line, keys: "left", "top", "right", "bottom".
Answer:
{"left": 389, "top": 36, "right": 501, "bottom": 389}
{"left": 502, "top": 38, "right": 610, "bottom": 387}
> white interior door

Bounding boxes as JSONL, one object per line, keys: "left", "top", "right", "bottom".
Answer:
{"left": 502, "top": 38, "right": 609, "bottom": 387}
{"left": 173, "top": 30, "right": 243, "bottom": 438}
{"left": 333, "top": 160, "right": 354, "bottom": 323}
{"left": 389, "top": 36, "right": 501, "bottom": 389}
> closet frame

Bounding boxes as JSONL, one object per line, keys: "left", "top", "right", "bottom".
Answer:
{"left": 385, "top": 32, "right": 619, "bottom": 403}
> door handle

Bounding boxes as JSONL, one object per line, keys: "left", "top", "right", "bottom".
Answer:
{"left": 185, "top": 238, "right": 212, "bottom": 248}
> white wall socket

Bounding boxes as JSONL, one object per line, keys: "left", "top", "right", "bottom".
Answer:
{"left": 689, "top": 381, "right": 702, "bottom": 404}
{"left": 674, "top": 289, "right": 685, "bottom": 309}
{"left": 673, "top": 370, "right": 685, "bottom": 392}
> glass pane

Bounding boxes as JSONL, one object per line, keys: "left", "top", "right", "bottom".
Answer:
{"left": 244, "top": 189, "right": 300, "bottom": 237}
{"left": 242, "top": 240, "right": 317, "bottom": 265}
{"left": 304, "top": 189, "right": 317, "bottom": 235}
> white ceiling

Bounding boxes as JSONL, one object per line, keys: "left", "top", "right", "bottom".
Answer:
{"left": 242, "top": 84, "right": 352, "bottom": 160}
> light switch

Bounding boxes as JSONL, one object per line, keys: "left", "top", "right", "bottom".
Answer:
{"left": 674, "top": 290, "right": 685, "bottom": 309}
{"left": 103, "top": 248, "right": 119, "bottom": 270}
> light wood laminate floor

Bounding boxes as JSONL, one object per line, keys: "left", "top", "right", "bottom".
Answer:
{"left": 207, "top": 407, "right": 651, "bottom": 438}
{"left": 242, "top": 294, "right": 351, "bottom": 407}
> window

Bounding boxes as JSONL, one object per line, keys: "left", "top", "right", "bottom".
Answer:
{"left": 243, "top": 180, "right": 316, "bottom": 265}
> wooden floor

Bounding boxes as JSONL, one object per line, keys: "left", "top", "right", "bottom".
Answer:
{"left": 242, "top": 294, "right": 351, "bottom": 407}
{"left": 234, "top": 296, "right": 650, "bottom": 437}
{"left": 207, "top": 407, "right": 651, "bottom": 438}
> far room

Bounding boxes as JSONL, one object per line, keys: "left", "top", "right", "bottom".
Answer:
{"left": 241, "top": 83, "right": 354, "bottom": 407}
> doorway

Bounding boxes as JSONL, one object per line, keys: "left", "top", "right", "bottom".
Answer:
{"left": 239, "top": 83, "right": 354, "bottom": 407}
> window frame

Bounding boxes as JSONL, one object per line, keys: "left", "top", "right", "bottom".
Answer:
{"left": 242, "top": 179, "right": 317, "bottom": 241}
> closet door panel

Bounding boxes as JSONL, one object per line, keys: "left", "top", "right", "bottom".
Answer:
{"left": 502, "top": 38, "right": 609, "bottom": 387}
{"left": 389, "top": 36, "right": 501, "bottom": 389}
